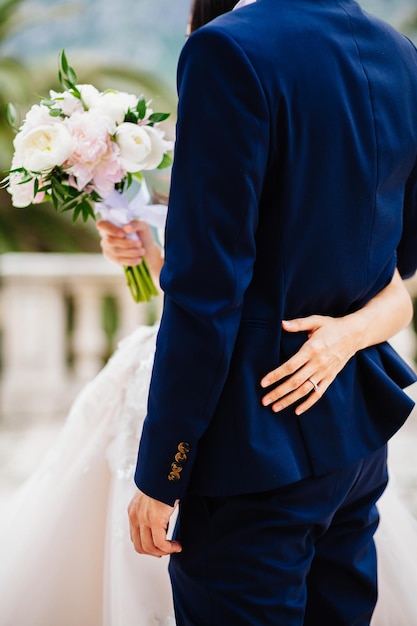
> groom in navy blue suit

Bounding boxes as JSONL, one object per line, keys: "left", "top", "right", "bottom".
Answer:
{"left": 129, "top": 0, "right": 417, "bottom": 623}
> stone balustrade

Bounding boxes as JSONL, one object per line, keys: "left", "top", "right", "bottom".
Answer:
{"left": 0, "top": 253, "right": 162, "bottom": 424}
{"left": 0, "top": 253, "right": 416, "bottom": 424}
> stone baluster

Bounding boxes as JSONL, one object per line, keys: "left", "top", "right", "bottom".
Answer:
{"left": 115, "top": 285, "right": 151, "bottom": 342}
{"left": 70, "top": 283, "right": 107, "bottom": 386}
{"left": 0, "top": 256, "right": 68, "bottom": 424}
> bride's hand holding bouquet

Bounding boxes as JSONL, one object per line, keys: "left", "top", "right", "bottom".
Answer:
{"left": 2, "top": 51, "right": 173, "bottom": 302}
{"left": 96, "top": 218, "right": 164, "bottom": 286}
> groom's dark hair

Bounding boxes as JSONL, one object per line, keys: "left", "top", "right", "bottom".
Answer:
{"left": 189, "top": 0, "right": 237, "bottom": 34}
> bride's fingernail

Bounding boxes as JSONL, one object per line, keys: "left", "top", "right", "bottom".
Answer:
{"left": 273, "top": 404, "right": 283, "bottom": 413}
{"left": 261, "top": 378, "right": 270, "bottom": 388}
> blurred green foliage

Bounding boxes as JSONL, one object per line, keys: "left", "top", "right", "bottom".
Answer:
{"left": 0, "top": 0, "right": 176, "bottom": 253}
{"left": 1, "top": 0, "right": 417, "bottom": 254}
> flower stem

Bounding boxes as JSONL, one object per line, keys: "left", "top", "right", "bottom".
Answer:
{"left": 123, "top": 259, "right": 158, "bottom": 303}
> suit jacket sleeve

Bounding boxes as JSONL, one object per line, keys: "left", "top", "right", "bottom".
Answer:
{"left": 134, "top": 26, "right": 270, "bottom": 505}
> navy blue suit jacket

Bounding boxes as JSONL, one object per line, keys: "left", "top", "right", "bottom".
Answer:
{"left": 135, "top": 0, "right": 417, "bottom": 506}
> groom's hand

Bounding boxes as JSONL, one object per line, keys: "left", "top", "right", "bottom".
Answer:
{"left": 128, "top": 489, "right": 182, "bottom": 558}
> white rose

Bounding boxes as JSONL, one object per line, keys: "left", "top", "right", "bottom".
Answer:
{"left": 115, "top": 122, "right": 170, "bottom": 172}
{"left": 139, "top": 125, "right": 171, "bottom": 170}
{"left": 115, "top": 122, "right": 153, "bottom": 172}
{"left": 92, "top": 91, "right": 137, "bottom": 124}
{"left": 14, "top": 123, "right": 73, "bottom": 172}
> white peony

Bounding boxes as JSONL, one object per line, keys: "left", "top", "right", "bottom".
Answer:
{"left": 7, "top": 176, "right": 35, "bottom": 207}
{"left": 7, "top": 158, "right": 45, "bottom": 207}
{"left": 91, "top": 90, "right": 138, "bottom": 124}
{"left": 115, "top": 122, "right": 169, "bottom": 172}
{"left": 77, "top": 84, "right": 101, "bottom": 109}
{"left": 14, "top": 122, "right": 73, "bottom": 172}
{"left": 18, "top": 104, "right": 54, "bottom": 134}
{"left": 49, "top": 89, "right": 84, "bottom": 116}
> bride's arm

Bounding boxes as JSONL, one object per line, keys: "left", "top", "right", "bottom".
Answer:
{"left": 96, "top": 220, "right": 164, "bottom": 284}
{"left": 261, "top": 269, "right": 414, "bottom": 415}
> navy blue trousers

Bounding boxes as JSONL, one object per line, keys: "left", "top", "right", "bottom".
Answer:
{"left": 169, "top": 446, "right": 388, "bottom": 625}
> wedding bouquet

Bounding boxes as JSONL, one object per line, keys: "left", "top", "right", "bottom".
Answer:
{"left": 2, "top": 51, "right": 173, "bottom": 302}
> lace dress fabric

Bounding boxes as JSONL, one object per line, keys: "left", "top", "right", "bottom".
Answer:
{"left": 0, "top": 324, "right": 175, "bottom": 626}
{"left": 0, "top": 323, "right": 416, "bottom": 625}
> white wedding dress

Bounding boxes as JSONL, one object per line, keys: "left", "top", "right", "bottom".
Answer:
{"left": 0, "top": 322, "right": 416, "bottom": 626}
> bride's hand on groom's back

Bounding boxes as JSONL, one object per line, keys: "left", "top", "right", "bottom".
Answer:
{"left": 260, "top": 315, "right": 359, "bottom": 416}
{"left": 260, "top": 269, "right": 411, "bottom": 415}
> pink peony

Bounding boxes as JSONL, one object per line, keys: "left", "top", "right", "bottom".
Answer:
{"left": 64, "top": 110, "right": 120, "bottom": 190}
{"left": 92, "top": 142, "right": 126, "bottom": 197}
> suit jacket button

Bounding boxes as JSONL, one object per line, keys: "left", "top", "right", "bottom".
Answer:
{"left": 178, "top": 442, "right": 190, "bottom": 454}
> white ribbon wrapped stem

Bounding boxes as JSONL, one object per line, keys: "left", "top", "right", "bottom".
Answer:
{"left": 95, "top": 184, "right": 168, "bottom": 241}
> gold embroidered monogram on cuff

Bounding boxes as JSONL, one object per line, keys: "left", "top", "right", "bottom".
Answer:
{"left": 168, "top": 442, "right": 190, "bottom": 482}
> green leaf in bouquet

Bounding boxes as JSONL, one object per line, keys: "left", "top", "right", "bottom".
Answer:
{"left": 148, "top": 112, "right": 170, "bottom": 125}
{"left": 60, "top": 196, "right": 81, "bottom": 212}
{"left": 124, "top": 110, "right": 138, "bottom": 124}
{"left": 69, "top": 196, "right": 96, "bottom": 223}
{"left": 58, "top": 51, "right": 81, "bottom": 98}
{"left": 60, "top": 49, "right": 69, "bottom": 74}
{"left": 67, "top": 67, "right": 77, "bottom": 85}
{"left": 53, "top": 176, "right": 69, "bottom": 194}
{"left": 136, "top": 96, "right": 147, "bottom": 120}
{"left": 157, "top": 153, "right": 173, "bottom": 170}
{"left": 48, "top": 108, "right": 63, "bottom": 117}
{"left": 72, "top": 204, "right": 82, "bottom": 222}
{"left": 47, "top": 184, "right": 64, "bottom": 211}
{"left": 51, "top": 183, "right": 76, "bottom": 208}
{"left": 90, "top": 190, "right": 103, "bottom": 203}
{"left": 19, "top": 172, "right": 34, "bottom": 184}
{"left": 50, "top": 185, "right": 65, "bottom": 204}
{"left": 58, "top": 187, "right": 84, "bottom": 211}
{"left": 81, "top": 199, "right": 96, "bottom": 223}
{"left": 50, "top": 190, "right": 60, "bottom": 210}
{"left": 62, "top": 78, "right": 75, "bottom": 91}
{"left": 5, "top": 102, "right": 18, "bottom": 129}
{"left": 40, "top": 98, "right": 56, "bottom": 107}
{"left": 131, "top": 171, "right": 143, "bottom": 182}
{"left": 37, "top": 182, "right": 51, "bottom": 194}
